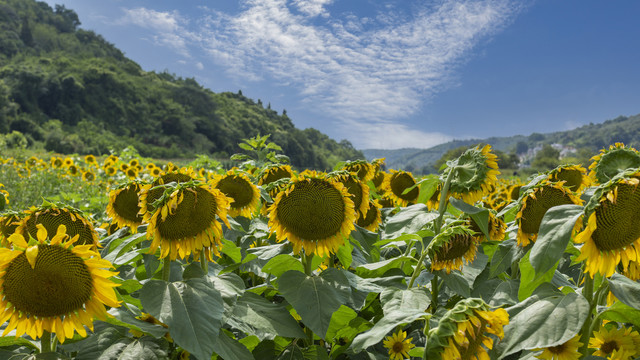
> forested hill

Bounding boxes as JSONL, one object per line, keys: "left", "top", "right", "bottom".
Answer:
{"left": 0, "top": 0, "right": 363, "bottom": 169}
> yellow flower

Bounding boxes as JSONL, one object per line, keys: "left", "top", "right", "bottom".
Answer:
{"left": 445, "top": 144, "right": 500, "bottom": 205}
{"left": 383, "top": 170, "right": 419, "bottom": 207}
{"left": 589, "top": 325, "right": 640, "bottom": 360}
{"left": 331, "top": 172, "right": 370, "bottom": 218}
{"left": 17, "top": 205, "right": 99, "bottom": 248}
{"left": 589, "top": 143, "right": 640, "bottom": 185}
{"left": 342, "top": 160, "right": 375, "bottom": 182}
{"left": 547, "top": 164, "right": 591, "bottom": 194}
{"left": 383, "top": 330, "right": 415, "bottom": 360}
{"left": 82, "top": 170, "right": 96, "bottom": 182}
{"left": 268, "top": 171, "right": 356, "bottom": 257}
{"left": 107, "top": 182, "right": 144, "bottom": 233}
{"left": 211, "top": 169, "right": 260, "bottom": 218}
{"left": 534, "top": 335, "right": 582, "bottom": 360}
{"left": 84, "top": 154, "right": 97, "bottom": 166}
{"left": 0, "top": 225, "right": 120, "bottom": 343}
{"left": 356, "top": 199, "right": 383, "bottom": 232}
{"left": 429, "top": 224, "right": 479, "bottom": 273}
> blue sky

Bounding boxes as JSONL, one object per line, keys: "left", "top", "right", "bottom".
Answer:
{"left": 42, "top": 0, "right": 640, "bottom": 150}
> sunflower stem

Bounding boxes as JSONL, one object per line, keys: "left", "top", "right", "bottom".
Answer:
{"left": 578, "top": 273, "right": 595, "bottom": 358}
{"left": 162, "top": 258, "right": 172, "bottom": 282}
{"left": 200, "top": 251, "right": 208, "bottom": 273}
{"left": 431, "top": 275, "right": 439, "bottom": 313}
{"left": 302, "top": 251, "right": 313, "bottom": 276}
{"left": 40, "top": 331, "right": 52, "bottom": 353}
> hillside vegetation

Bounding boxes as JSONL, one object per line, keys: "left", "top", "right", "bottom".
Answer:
{"left": 364, "top": 113, "right": 640, "bottom": 174}
{"left": 0, "top": 0, "right": 363, "bottom": 169}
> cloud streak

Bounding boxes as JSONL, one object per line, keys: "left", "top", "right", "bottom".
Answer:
{"left": 118, "top": 0, "right": 521, "bottom": 149}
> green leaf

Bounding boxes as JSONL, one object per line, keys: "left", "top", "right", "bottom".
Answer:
{"left": 530, "top": 204, "right": 583, "bottom": 275}
{"left": 263, "top": 254, "right": 305, "bottom": 277}
{"left": 72, "top": 328, "right": 168, "bottom": 360}
{"left": 105, "top": 307, "right": 170, "bottom": 338}
{"left": 220, "top": 238, "right": 242, "bottom": 263}
{"left": 490, "top": 280, "right": 520, "bottom": 307}
{"left": 0, "top": 336, "right": 38, "bottom": 350}
{"left": 416, "top": 175, "right": 439, "bottom": 205}
{"left": 489, "top": 240, "right": 517, "bottom": 278}
{"left": 518, "top": 251, "right": 557, "bottom": 301}
{"left": 449, "top": 197, "right": 490, "bottom": 239}
{"left": 103, "top": 232, "right": 147, "bottom": 263}
{"left": 380, "top": 288, "right": 431, "bottom": 315}
{"left": 350, "top": 309, "right": 426, "bottom": 353}
{"left": 439, "top": 251, "right": 489, "bottom": 298}
{"left": 335, "top": 241, "right": 353, "bottom": 269}
{"left": 229, "top": 292, "right": 307, "bottom": 339}
{"left": 355, "top": 256, "right": 415, "bottom": 278}
{"left": 139, "top": 278, "right": 225, "bottom": 360}
{"left": 495, "top": 291, "right": 589, "bottom": 358}
{"left": 325, "top": 305, "right": 372, "bottom": 342}
{"left": 382, "top": 204, "right": 437, "bottom": 240}
{"left": 278, "top": 268, "right": 351, "bottom": 339}
{"left": 607, "top": 273, "right": 640, "bottom": 309}
{"left": 599, "top": 301, "right": 640, "bottom": 328}
{"left": 212, "top": 330, "right": 255, "bottom": 360}
{"left": 277, "top": 344, "right": 305, "bottom": 360}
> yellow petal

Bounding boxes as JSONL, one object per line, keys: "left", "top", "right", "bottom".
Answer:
{"left": 36, "top": 224, "right": 48, "bottom": 243}
{"left": 25, "top": 246, "right": 39, "bottom": 269}
{"left": 7, "top": 233, "right": 28, "bottom": 248}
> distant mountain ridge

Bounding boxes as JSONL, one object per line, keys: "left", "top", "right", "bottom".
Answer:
{"left": 0, "top": 0, "right": 363, "bottom": 169}
{"left": 362, "top": 113, "right": 640, "bottom": 173}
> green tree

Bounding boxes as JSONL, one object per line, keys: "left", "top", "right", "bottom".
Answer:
{"left": 531, "top": 144, "right": 560, "bottom": 170}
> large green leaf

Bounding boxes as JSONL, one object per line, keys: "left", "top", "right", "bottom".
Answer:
{"left": 416, "top": 175, "right": 439, "bottom": 205}
{"left": 518, "top": 251, "right": 557, "bottom": 301}
{"left": 490, "top": 280, "right": 520, "bottom": 307}
{"left": 325, "top": 305, "right": 372, "bottom": 342}
{"left": 380, "top": 288, "right": 431, "bottom": 315}
{"left": 449, "top": 197, "right": 490, "bottom": 239}
{"left": 73, "top": 328, "right": 169, "bottom": 360}
{"left": 102, "top": 232, "right": 147, "bottom": 264}
{"left": 212, "top": 330, "right": 255, "bottom": 360}
{"left": 607, "top": 273, "right": 640, "bottom": 309}
{"left": 278, "top": 268, "right": 351, "bottom": 339}
{"left": 105, "top": 307, "right": 169, "bottom": 338}
{"left": 494, "top": 291, "right": 589, "bottom": 358}
{"left": 439, "top": 251, "right": 489, "bottom": 298}
{"left": 530, "top": 205, "right": 583, "bottom": 275}
{"left": 263, "top": 254, "right": 305, "bottom": 277}
{"left": 355, "top": 256, "right": 415, "bottom": 278}
{"left": 489, "top": 240, "right": 517, "bottom": 278}
{"left": 139, "top": 278, "right": 225, "bottom": 360}
{"left": 599, "top": 301, "right": 640, "bottom": 328}
{"left": 350, "top": 309, "right": 426, "bottom": 353}
{"left": 382, "top": 204, "right": 437, "bottom": 240}
{"left": 229, "top": 292, "right": 307, "bottom": 339}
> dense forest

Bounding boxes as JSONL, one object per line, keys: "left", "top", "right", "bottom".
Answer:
{"left": 0, "top": 0, "right": 363, "bottom": 169}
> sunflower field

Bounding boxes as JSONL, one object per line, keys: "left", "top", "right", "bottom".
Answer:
{"left": 2, "top": 136, "right": 640, "bottom": 360}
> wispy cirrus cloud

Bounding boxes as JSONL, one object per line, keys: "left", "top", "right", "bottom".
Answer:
{"left": 117, "top": 0, "right": 522, "bottom": 149}
{"left": 118, "top": 7, "right": 193, "bottom": 57}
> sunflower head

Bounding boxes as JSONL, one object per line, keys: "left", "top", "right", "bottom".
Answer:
{"left": 67, "top": 164, "right": 80, "bottom": 176}
{"left": 383, "top": 330, "right": 415, "bottom": 360}
{"left": 575, "top": 169, "right": 640, "bottom": 277}
{"left": 145, "top": 180, "right": 231, "bottom": 261}
{"left": 0, "top": 212, "right": 26, "bottom": 247}
{"left": 139, "top": 168, "right": 198, "bottom": 217}
{"left": 84, "top": 154, "right": 97, "bottom": 166}
{"left": 468, "top": 210, "right": 506, "bottom": 242}
{"left": 425, "top": 298, "right": 509, "bottom": 360}
{"left": 0, "top": 184, "right": 8, "bottom": 211}
{"left": 589, "top": 143, "right": 640, "bottom": 185}
{"left": 17, "top": 204, "right": 99, "bottom": 248}
{"left": 0, "top": 224, "right": 120, "bottom": 343}
{"left": 444, "top": 144, "right": 500, "bottom": 204}
{"left": 211, "top": 169, "right": 260, "bottom": 218}
{"left": 51, "top": 157, "right": 63, "bottom": 169}
{"left": 356, "top": 199, "right": 382, "bottom": 232}
{"left": 428, "top": 223, "right": 479, "bottom": 273}
{"left": 107, "top": 181, "right": 145, "bottom": 233}
{"left": 516, "top": 180, "right": 583, "bottom": 247}
{"left": 105, "top": 166, "right": 118, "bottom": 177}
{"left": 342, "top": 160, "right": 375, "bottom": 182}
{"left": 589, "top": 324, "right": 640, "bottom": 360}
{"left": 258, "top": 164, "right": 293, "bottom": 186}
{"left": 329, "top": 172, "right": 370, "bottom": 218}
{"left": 82, "top": 171, "right": 96, "bottom": 182}
{"left": 547, "top": 164, "right": 591, "bottom": 193}
{"left": 63, "top": 157, "right": 74, "bottom": 167}
{"left": 268, "top": 171, "right": 356, "bottom": 257}
{"left": 534, "top": 335, "right": 583, "bottom": 360}
{"left": 383, "top": 170, "right": 419, "bottom": 207}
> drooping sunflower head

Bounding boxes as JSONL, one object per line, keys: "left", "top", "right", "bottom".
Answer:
{"left": 107, "top": 181, "right": 145, "bottom": 233}
{"left": 383, "top": 330, "right": 415, "bottom": 360}
{"left": 383, "top": 170, "right": 419, "bottom": 207}
{"left": 17, "top": 204, "right": 99, "bottom": 248}
{"left": 533, "top": 335, "right": 583, "bottom": 360}
{"left": 574, "top": 169, "right": 640, "bottom": 277}
{"left": 0, "top": 224, "right": 120, "bottom": 343}
{"left": 428, "top": 223, "right": 479, "bottom": 273}
{"left": 425, "top": 298, "right": 509, "bottom": 360}
{"left": 258, "top": 164, "right": 293, "bottom": 186}
{"left": 356, "top": 199, "right": 383, "bottom": 232}
{"left": 211, "top": 169, "right": 260, "bottom": 218}
{"left": 589, "top": 324, "right": 640, "bottom": 360}
{"left": 426, "top": 184, "right": 441, "bottom": 211}
{"left": 139, "top": 168, "right": 198, "bottom": 218}
{"left": 516, "top": 180, "right": 583, "bottom": 247}
{"left": 145, "top": 181, "right": 231, "bottom": 261}
{"left": 445, "top": 144, "right": 500, "bottom": 205}
{"left": 0, "top": 212, "right": 26, "bottom": 247}
{"left": 342, "top": 160, "right": 375, "bottom": 182}
{"left": 547, "top": 164, "right": 591, "bottom": 194}
{"left": 589, "top": 143, "right": 640, "bottom": 185}
{"left": 329, "top": 171, "right": 370, "bottom": 217}
{"left": 468, "top": 210, "right": 507, "bottom": 242}
{"left": 268, "top": 171, "right": 356, "bottom": 257}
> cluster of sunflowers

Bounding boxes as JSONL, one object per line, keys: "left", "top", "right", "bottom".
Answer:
{"left": 1, "top": 140, "right": 640, "bottom": 359}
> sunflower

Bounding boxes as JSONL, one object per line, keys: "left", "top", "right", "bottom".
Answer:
{"left": 63, "top": 157, "right": 74, "bottom": 167}
{"left": 372, "top": 170, "right": 388, "bottom": 191}
{"left": 444, "top": 144, "right": 500, "bottom": 205}
{"left": 107, "top": 182, "right": 145, "bottom": 232}
{"left": 125, "top": 167, "right": 138, "bottom": 179}
{"left": 383, "top": 330, "right": 415, "bottom": 360}
{"left": 0, "top": 213, "right": 25, "bottom": 247}
{"left": 589, "top": 143, "right": 640, "bottom": 185}
{"left": 516, "top": 181, "right": 583, "bottom": 247}
{"left": 211, "top": 170, "right": 260, "bottom": 218}
{"left": 84, "top": 154, "right": 97, "bottom": 166}
{"left": 342, "top": 160, "right": 375, "bottom": 182}
{"left": 129, "top": 159, "right": 140, "bottom": 168}
{"left": 426, "top": 298, "right": 509, "bottom": 360}
{"left": 574, "top": 170, "right": 640, "bottom": 277}
{"left": 67, "top": 164, "right": 80, "bottom": 176}
{"left": 589, "top": 325, "right": 640, "bottom": 360}
{"left": 144, "top": 181, "right": 231, "bottom": 261}
{"left": 383, "top": 170, "right": 420, "bottom": 207}
{"left": 0, "top": 224, "right": 120, "bottom": 343}
{"left": 356, "top": 199, "right": 383, "bottom": 232}
{"left": 258, "top": 164, "right": 294, "bottom": 186}
{"left": 268, "top": 171, "right": 356, "bottom": 257}
{"left": 82, "top": 171, "right": 96, "bottom": 182}
{"left": 51, "top": 157, "right": 63, "bottom": 169}
{"left": 331, "top": 172, "right": 370, "bottom": 217}
{"left": 429, "top": 224, "right": 479, "bottom": 273}
{"left": 469, "top": 210, "right": 506, "bottom": 242}
{"left": 534, "top": 335, "right": 583, "bottom": 360}
{"left": 139, "top": 168, "right": 198, "bottom": 216}
{"left": 0, "top": 183, "right": 8, "bottom": 211}
{"left": 547, "top": 164, "right": 591, "bottom": 193}
{"left": 17, "top": 205, "right": 99, "bottom": 248}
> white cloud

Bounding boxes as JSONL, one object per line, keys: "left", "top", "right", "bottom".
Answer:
{"left": 196, "top": 62, "right": 204, "bottom": 70}
{"left": 291, "top": 0, "right": 334, "bottom": 17}
{"left": 339, "top": 119, "right": 453, "bottom": 149}
{"left": 118, "top": 7, "right": 194, "bottom": 57}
